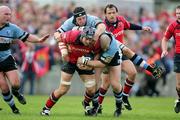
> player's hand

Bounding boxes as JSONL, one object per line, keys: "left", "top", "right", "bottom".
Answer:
{"left": 77, "top": 56, "right": 84, "bottom": 65}
{"left": 39, "top": 34, "right": 50, "bottom": 42}
{"left": 161, "top": 51, "right": 168, "bottom": 58}
{"left": 54, "top": 32, "right": 61, "bottom": 43}
{"left": 142, "top": 26, "right": 152, "bottom": 32}
{"left": 77, "top": 56, "right": 91, "bottom": 65}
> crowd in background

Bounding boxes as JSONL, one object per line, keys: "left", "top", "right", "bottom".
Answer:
{"left": 0, "top": 0, "right": 176, "bottom": 96}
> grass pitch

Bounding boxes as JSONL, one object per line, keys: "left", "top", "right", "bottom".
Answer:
{"left": 0, "top": 96, "right": 179, "bottom": 120}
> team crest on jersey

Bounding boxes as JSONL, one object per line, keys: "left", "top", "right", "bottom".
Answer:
{"left": 101, "top": 56, "right": 113, "bottom": 63}
{"left": 6, "top": 30, "right": 11, "bottom": 35}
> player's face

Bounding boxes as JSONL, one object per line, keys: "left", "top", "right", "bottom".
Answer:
{"left": 105, "top": 7, "right": 118, "bottom": 23}
{"left": 81, "top": 37, "right": 95, "bottom": 46}
{"left": 176, "top": 8, "right": 180, "bottom": 21}
{"left": 76, "top": 15, "right": 87, "bottom": 26}
{"left": 0, "top": 8, "right": 11, "bottom": 25}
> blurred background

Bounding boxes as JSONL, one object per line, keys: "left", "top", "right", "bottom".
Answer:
{"left": 0, "top": 0, "right": 179, "bottom": 97}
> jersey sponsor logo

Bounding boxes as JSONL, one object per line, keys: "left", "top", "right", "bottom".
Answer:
{"left": 0, "top": 37, "right": 12, "bottom": 43}
{"left": 67, "top": 45, "right": 90, "bottom": 53}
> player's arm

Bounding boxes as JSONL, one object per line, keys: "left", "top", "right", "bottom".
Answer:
{"left": 13, "top": 24, "right": 49, "bottom": 43}
{"left": 161, "top": 37, "right": 169, "bottom": 58}
{"left": 26, "top": 34, "right": 50, "bottom": 43}
{"left": 161, "top": 24, "right": 173, "bottom": 58}
{"left": 129, "top": 23, "right": 152, "bottom": 31}
{"left": 77, "top": 34, "right": 111, "bottom": 68}
{"left": 94, "top": 23, "right": 106, "bottom": 40}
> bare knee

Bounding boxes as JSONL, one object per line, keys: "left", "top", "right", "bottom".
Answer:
{"left": 84, "top": 79, "right": 96, "bottom": 95}
{"left": 127, "top": 71, "right": 137, "bottom": 81}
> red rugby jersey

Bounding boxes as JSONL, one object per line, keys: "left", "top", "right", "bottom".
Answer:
{"left": 164, "top": 20, "right": 180, "bottom": 53}
{"left": 104, "top": 16, "right": 130, "bottom": 43}
{"left": 60, "top": 30, "right": 95, "bottom": 64}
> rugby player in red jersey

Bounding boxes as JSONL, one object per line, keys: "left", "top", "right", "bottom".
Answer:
{"left": 41, "top": 27, "right": 99, "bottom": 116}
{"left": 97, "top": 4, "right": 152, "bottom": 112}
{"left": 161, "top": 5, "right": 180, "bottom": 113}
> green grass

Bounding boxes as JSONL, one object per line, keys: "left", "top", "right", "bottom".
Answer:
{"left": 0, "top": 96, "right": 179, "bottom": 120}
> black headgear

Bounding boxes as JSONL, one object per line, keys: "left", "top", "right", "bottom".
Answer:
{"left": 73, "top": 7, "right": 86, "bottom": 19}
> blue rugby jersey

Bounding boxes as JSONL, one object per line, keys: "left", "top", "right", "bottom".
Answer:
{"left": 0, "top": 23, "right": 29, "bottom": 62}
{"left": 57, "top": 14, "right": 102, "bottom": 32}
{"left": 99, "top": 32, "right": 121, "bottom": 65}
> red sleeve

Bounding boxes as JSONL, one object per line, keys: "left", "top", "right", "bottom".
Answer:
{"left": 60, "top": 30, "right": 81, "bottom": 43}
{"left": 164, "top": 23, "right": 174, "bottom": 40}
{"left": 118, "top": 16, "right": 130, "bottom": 29}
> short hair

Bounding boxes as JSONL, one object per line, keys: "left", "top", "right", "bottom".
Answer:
{"left": 104, "top": 4, "right": 118, "bottom": 14}
{"left": 176, "top": 5, "right": 180, "bottom": 9}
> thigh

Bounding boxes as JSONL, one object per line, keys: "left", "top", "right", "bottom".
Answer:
{"left": 5, "top": 70, "right": 20, "bottom": 85}
{"left": 176, "top": 73, "right": 180, "bottom": 88}
{"left": 174, "top": 54, "right": 180, "bottom": 73}
{"left": 60, "top": 71, "right": 73, "bottom": 83}
{"left": 109, "top": 65, "right": 122, "bottom": 91}
{"left": 109, "top": 65, "right": 121, "bottom": 83}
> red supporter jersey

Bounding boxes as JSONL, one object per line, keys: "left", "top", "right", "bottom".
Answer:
{"left": 60, "top": 30, "right": 95, "bottom": 64}
{"left": 104, "top": 16, "right": 130, "bottom": 43}
{"left": 164, "top": 20, "right": 180, "bottom": 53}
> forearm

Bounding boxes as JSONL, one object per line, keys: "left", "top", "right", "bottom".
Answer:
{"left": 161, "top": 37, "right": 168, "bottom": 52}
{"left": 129, "top": 23, "right": 142, "bottom": 30}
{"left": 27, "top": 34, "right": 41, "bottom": 43}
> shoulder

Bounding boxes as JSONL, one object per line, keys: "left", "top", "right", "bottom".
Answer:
{"left": 8, "top": 23, "right": 22, "bottom": 30}
{"left": 87, "top": 14, "right": 101, "bottom": 21}
{"left": 99, "top": 33, "right": 111, "bottom": 51}
{"left": 166, "top": 21, "right": 178, "bottom": 31}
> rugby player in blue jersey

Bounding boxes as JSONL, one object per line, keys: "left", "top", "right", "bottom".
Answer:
{"left": 0, "top": 6, "right": 49, "bottom": 114}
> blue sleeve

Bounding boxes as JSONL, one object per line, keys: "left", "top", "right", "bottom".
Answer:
{"left": 13, "top": 24, "right": 29, "bottom": 41}
{"left": 99, "top": 37, "right": 120, "bottom": 64}
{"left": 57, "top": 17, "right": 75, "bottom": 32}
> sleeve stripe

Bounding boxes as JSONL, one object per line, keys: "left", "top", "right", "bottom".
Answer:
{"left": 57, "top": 28, "right": 65, "bottom": 33}
{"left": 18, "top": 32, "right": 26, "bottom": 39}
{"left": 21, "top": 33, "right": 29, "bottom": 42}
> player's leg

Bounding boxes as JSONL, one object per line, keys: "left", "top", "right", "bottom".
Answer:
{"left": 173, "top": 56, "right": 180, "bottom": 113}
{"left": 97, "top": 68, "right": 111, "bottom": 114}
{"left": 174, "top": 73, "right": 180, "bottom": 113}
{"left": 121, "top": 58, "right": 137, "bottom": 110}
{"left": 109, "top": 65, "right": 123, "bottom": 117}
{"left": 79, "top": 72, "right": 96, "bottom": 116}
{"left": 120, "top": 45, "right": 163, "bottom": 79}
{"left": 4, "top": 56, "right": 26, "bottom": 105}
{"left": 5, "top": 70, "right": 26, "bottom": 105}
{"left": 0, "top": 72, "right": 19, "bottom": 114}
{"left": 41, "top": 63, "right": 75, "bottom": 116}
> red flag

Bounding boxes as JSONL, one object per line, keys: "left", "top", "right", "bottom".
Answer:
{"left": 34, "top": 47, "right": 50, "bottom": 78}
